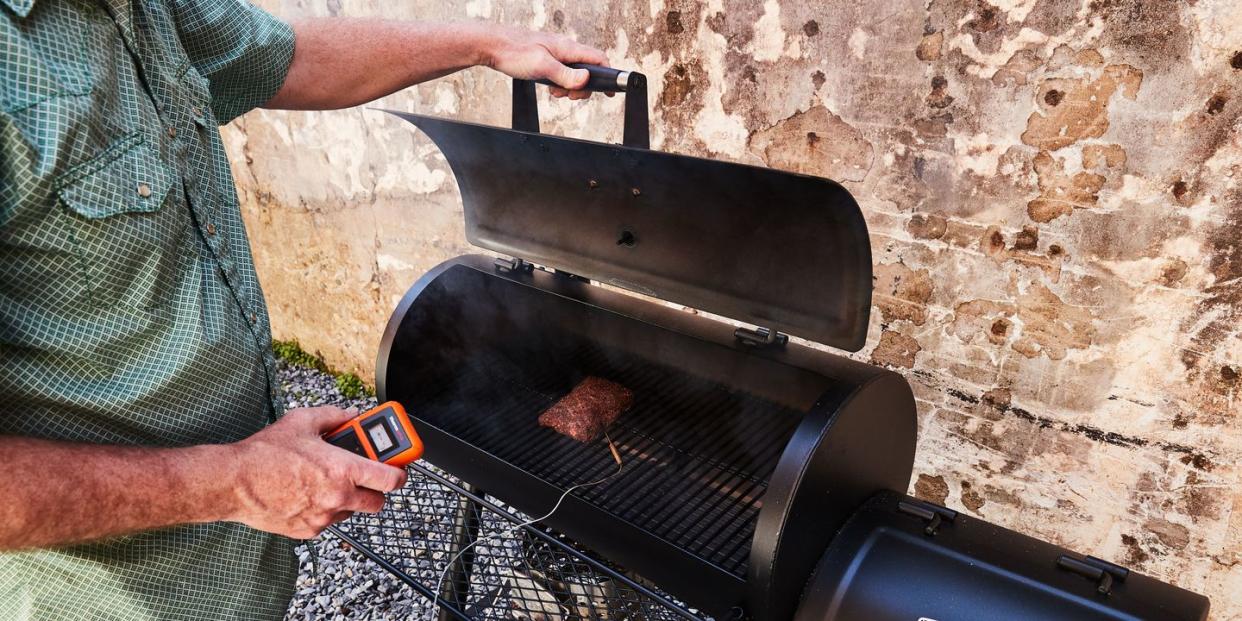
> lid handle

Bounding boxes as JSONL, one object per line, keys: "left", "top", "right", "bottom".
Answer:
{"left": 513, "top": 63, "right": 650, "bottom": 149}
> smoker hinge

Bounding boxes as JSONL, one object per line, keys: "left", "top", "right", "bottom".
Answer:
{"left": 897, "top": 499, "right": 958, "bottom": 536}
{"left": 1057, "top": 554, "right": 1129, "bottom": 595}
{"left": 494, "top": 257, "right": 534, "bottom": 274}
{"left": 734, "top": 326, "right": 789, "bottom": 348}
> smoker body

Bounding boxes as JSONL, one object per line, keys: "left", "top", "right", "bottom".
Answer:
{"left": 368, "top": 65, "right": 1211, "bottom": 621}
{"left": 377, "top": 254, "right": 918, "bottom": 620}
{"left": 794, "top": 491, "right": 1211, "bottom": 621}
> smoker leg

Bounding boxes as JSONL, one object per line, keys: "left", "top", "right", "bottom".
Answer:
{"left": 438, "top": 482, "right": 484, "bottom": 621}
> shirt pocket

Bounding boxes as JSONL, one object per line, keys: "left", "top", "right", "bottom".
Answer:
{"left": 57, "top": 135, "right": 192, "bottom": 310}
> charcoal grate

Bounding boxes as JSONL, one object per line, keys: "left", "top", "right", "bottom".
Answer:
{"left": 329, "top": 461, "right": 711, "bottom": 621}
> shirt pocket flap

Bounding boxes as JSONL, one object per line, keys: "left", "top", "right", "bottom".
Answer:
{"left": 58, "top": 138, "right": 176, "bottom": 219}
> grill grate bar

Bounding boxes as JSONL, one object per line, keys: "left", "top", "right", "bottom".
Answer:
{"left": 682, "top": 425, "right": 799, "bottom": 562}
{"left": 595, "top": 375, "right": 798, "bottom": 568}
{"left": 603, "top": 386, "right": 738, "bottom": 519}
{"left": 660, "top": 407, "right": 800, "bottom": 542}
{"left": 411, "top": 340, "right": 805, "bottom": 577}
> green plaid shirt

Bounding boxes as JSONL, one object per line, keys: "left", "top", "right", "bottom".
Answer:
{"left": 1, "top": 0, "right": 298, "bottom": 619}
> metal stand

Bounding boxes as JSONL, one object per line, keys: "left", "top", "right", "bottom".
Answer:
{"left": 438, "top": 482, "right": 484, "bottom": 621}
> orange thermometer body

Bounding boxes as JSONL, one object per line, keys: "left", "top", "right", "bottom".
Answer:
{"left": 324, "top": 401, "right": 423, "bottom": 467}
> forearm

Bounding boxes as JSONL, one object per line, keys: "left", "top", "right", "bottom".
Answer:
{"left": 0, "top": 436, "right": 240, "bottom": 550}
{"left": 265, "top": 19, "right": 491, "bottom": 111}
{"left": 265, "top": 18, "right": 607, "bottom": 111}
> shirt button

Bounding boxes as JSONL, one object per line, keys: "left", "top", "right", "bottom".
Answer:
{"left": 167, "top": 126, "right": 177, "bottom": 138}
{"left": 205, "top": 222, "right": 217, "bottom": 236}
{"left": 249, "top": 312, "right": 258, "bottom": 324}
{"left": 192, "top": 106, "right": 204, "bottom": 117}
{"left": 136, "top": 183, "right": 152, "bottom": 198}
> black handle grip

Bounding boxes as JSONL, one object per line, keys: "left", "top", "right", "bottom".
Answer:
{"left": 514, "top": 63, "right": 649, "bottom": 149}
{"left": 534, "top": 63, "right": 631, "bottom": 92}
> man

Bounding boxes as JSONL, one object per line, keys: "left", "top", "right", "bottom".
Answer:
{"left": 0, "top": 1, "right": 606, "bottom": 619}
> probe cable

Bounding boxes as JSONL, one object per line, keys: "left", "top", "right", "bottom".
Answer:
{"left": 429, "top": 434, "right": 624, "bottom": 619}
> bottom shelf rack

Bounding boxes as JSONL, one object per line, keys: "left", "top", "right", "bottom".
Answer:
{"left": 328, "top": 462, "right": 712, "bottom": 621}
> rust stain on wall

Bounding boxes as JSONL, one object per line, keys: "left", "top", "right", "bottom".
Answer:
{"left": 871, "top": 329, "right": 922, "bottom": 368}
{"left": 230, "top": 0, "right": 1242, "bottom": 615}
{"left": 747, "top": 105, "right": 874, "bottom": 182}
{"left": 1021, "top": 63, "right": 1142, "bottom": 151}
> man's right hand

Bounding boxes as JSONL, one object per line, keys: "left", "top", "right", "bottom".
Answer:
{"left": 227, "top": 407, "right": 409, "bottom": 539}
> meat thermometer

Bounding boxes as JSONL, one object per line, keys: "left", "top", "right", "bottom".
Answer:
{"left": 324, "top": 401, "right": 423, "bottom": 467}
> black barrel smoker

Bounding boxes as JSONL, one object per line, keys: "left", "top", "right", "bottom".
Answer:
{"left": 370, "top": 66, "right": 1211, "bottom": 621}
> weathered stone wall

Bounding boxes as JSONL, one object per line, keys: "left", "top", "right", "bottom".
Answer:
{"left": 225, "top": 0, "right": 1241, "bottom": 615}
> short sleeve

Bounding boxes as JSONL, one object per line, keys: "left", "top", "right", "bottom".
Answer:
{"left": 170, "top": 0, "right": 296, "bottom": 124}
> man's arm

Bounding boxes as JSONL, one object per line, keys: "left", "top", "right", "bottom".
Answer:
{"left": 0, "top": 407, "right": 406, "bottom": 550}
{"left": 263, "top": 19, "right": 608, "bottom": 111}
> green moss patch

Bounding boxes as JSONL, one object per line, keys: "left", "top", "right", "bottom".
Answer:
{"left": 272, "top": 339, "right": 374, "bottom": 399}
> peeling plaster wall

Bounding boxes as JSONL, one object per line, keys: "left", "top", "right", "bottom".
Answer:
{"left": 226, "top": 0, "right": 1241, "bottom": 615}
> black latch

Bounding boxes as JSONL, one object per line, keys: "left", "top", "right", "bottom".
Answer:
{"left": 735, "top": 326, "right": 788, "bottom": 348}
{"left": 1057, "top": 554, "right": 1129, "bottom": 595}
{"left": 494, "top": 257, "right": 533, "bottom": 274}
{"left": 897, "top": 499, "right": 958, "bottom": 536}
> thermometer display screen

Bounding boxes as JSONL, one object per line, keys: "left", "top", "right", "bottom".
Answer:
{"left": 367, "top": 421, "right": 395, "bottom": 452}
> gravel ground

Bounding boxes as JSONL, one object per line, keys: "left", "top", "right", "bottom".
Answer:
{"left": 278, "top": 361, "right": 431, "bottom": 621}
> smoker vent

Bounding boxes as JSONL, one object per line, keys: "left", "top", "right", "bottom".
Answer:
{"left": 412, "top": 342, "right": 804, "bottom": 579}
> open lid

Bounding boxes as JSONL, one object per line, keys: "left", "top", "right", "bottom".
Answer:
{"left": 385, "top": 66, "right": 873, "bottom": 351}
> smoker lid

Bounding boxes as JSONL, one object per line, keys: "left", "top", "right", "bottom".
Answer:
{"left": 384, "top": 76, "right": 872, "bottom": 350}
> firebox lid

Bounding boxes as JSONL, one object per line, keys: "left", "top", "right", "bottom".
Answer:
{"left": 385, "top": 110, "right": 873, "bottom": 351}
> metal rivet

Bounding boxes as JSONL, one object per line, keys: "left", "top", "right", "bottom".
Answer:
{"left": 588, "top": 179, "right": 599, "bottom": 189}
{"left": 136, "top": 182, "right": 152, "bottom": 198}
{"left": 631, "top": 187, "right": 641, "bottom": 196}
{"left": 205, "top": 222, "right": 217, "bottom": 236}
{"left": 167, "top": 126, "right": 177, "bottom": 138}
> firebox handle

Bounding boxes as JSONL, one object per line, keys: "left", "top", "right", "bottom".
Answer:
{"left": 513, "top": 63, "right": 650, "bottom": 149}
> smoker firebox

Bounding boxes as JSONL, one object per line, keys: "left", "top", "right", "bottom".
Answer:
{"left": 797, "top": 491, "right": 1210, "bottom": 621}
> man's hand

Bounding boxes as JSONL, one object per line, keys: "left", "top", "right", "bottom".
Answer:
{"left": 0, "top": 406, "right": 408, "bottom": 551}
{"left": 479, "top": 25, "right": 609, "bottom": 100}
{"left": 228, "top": 407, "right": 408, "bottom": 539}
{"left": 265, "top": 19, "right": 611, "bottom": 111}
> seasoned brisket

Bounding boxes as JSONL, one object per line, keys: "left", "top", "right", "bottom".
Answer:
{"left": 538, "top": 376, "right": 633, "bottom": 442}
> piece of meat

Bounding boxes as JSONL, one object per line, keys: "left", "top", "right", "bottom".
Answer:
{"left": 538, "top": 376, "right": 633, "bottom": 442}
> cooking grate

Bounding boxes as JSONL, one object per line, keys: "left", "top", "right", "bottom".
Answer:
{"left": 409, "top": 341, "right": 805, "bottom": 578}
{"left": 329, "top": 462, "right": 709, "bottom": 621}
